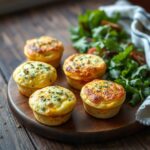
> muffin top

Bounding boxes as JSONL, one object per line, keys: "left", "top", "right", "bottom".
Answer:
{"left": 24, "top": 36, "right": 64, "bottom": 60}
{"left": 13, "top": 61, "right": 57, "bottom": 88}
{"left": 29, "top": 86, "right": 76, "bottom": 116}
{"left": 81, "top": 80, "right": 126, "bottom": 109}
{"left": 63, "top": 54, "right": 106, "bottom": 81}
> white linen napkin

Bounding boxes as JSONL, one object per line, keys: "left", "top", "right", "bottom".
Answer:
{"left": 100, "top": 0, "right": 150, "bottom": 126}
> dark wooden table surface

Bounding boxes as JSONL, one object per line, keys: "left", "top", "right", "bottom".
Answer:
{"left": 0, "top": 0, "right": 150, "bottom": 149}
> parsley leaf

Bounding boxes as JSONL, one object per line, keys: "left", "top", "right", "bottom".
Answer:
{"left": 73, "top": 37, "right": 90, "bottom": 53}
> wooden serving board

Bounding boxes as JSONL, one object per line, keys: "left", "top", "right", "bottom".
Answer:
{"left": 8, "top": 47, "right": 143, "bottom": 143}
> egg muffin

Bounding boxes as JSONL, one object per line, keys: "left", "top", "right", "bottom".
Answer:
{"left": 13, "top": 61, "right": 57, "bottom": 97}
{"left": 63, "top": 54, "right": 106, "bottom": 90}
{"left": 80, "top": 80, "right": 126, "bottom": 119}
{"left": 29, "top": 86, "right": 76, "bottom": 126}
{"left": 24, "top": 36, "right": 64, "bottom": 68}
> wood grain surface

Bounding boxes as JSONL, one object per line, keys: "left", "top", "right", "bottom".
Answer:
{"left": 1, "top": 0, "right": 150, "bottom": 149}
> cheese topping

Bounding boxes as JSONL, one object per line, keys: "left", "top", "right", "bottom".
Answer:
{"left": 13, "top": 61, "right": 57, "bottom": 88}
{"left": 65, "top": 54, "right": 104, "bottom": 71}
{"left": 81, "top": 80, "right": 126, "bottom": 109}
{"left": 63, "top": 54, "right": 107, "bottom": 81}
{"left": 26, "top": 36, "right": 61, "bottom": 53}
{"left": 29, "top": 86, "right": 76, "bottom": 116}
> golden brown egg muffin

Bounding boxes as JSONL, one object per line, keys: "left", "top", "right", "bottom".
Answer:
{"left": 63, "top": 54, "right": 106, "bottom": 90}
{"left": 13, "top": 61, "right": 57, "bottom": 97}
{"left": 80, "top": 80, "right": 126, "bottom": 119}
{"left": 29, "top": 86, "right": 76, "bottom": 126}
{"left": 24, "top": 36, "right": 64, "bottom": 68}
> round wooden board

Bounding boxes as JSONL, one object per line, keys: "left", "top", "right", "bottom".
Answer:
{"left": 8, "top": 48, "right": 143, "bottom": 143}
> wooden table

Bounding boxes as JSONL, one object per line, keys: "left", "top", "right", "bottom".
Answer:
{"left": 0, "top": 0, "right": 150, "bottom": 149}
